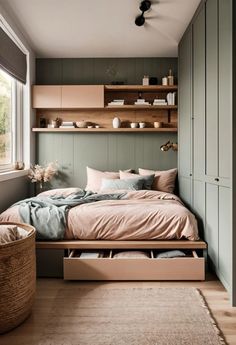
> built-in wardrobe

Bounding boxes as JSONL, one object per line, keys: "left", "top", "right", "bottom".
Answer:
{"left": 178, "top": 0, "right": 234, "bottom": 303}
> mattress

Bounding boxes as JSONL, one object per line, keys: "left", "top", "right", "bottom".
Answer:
{"left": 0, "top": 189, "right": 199, "bottom": 241}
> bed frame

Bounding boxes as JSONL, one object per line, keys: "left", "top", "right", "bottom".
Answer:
{"left": 36, "top": 239, "right": 207, "bottom": 281}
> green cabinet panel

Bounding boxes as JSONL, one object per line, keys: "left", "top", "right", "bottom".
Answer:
{"left": 178, "top": 27, "right": 192, "bottom": 178}
{"left": 193, "top": 6, "right": 205, "bottom": 179}
{"left": 178, "top": 176, "right": 191, "bottom": 207}
{"left": 206, "top": 0, "right": 218, "bottom": 177}
{"left": 219, "top": 186, "right": 231, "bottom": 288}
{"left": 205, "top": 183, "right": 219, "bottom": 271}
{"left": 192, "top": 180, "right": 205, "bottom": 238}
{"left": 219, "top": 0, "right": 232, "bottom": 180}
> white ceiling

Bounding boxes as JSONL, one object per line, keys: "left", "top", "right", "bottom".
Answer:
{"left": 0, "top": 0, "right": 201, "bottom": 58}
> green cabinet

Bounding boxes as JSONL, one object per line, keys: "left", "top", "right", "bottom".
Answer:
{"left": 178, "top": 0, "right": 232, "bottom": 299}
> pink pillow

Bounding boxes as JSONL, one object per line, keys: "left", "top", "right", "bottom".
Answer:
{"left": 86, "top": 167, "right": 131, "bottom": 193}
{"left": 139, "top": 168, "right": 177, "bottom": 193}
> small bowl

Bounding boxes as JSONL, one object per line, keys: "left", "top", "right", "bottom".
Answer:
{"left": 87, "top": 125, "right": 93, "bottom": 128}
{"left": 95, "top": 125, "right": 100, "bottom": 128}
{"left": 76, "top": 121, "right": 87, "bottom": 128}
{"left": 154, "top": 121, "right": 163, "bottom": 128}
{"left": 130, "top": 122, "right": 138, "bottom": 128}
{"left": 139, "top": 122, "right": 146, "bottom": 128}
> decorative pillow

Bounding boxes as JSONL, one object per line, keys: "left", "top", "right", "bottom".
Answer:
{"left": 85, "top": 167, "right": 131, "bottom": 193}
{"left": 119, "top": 171, "right": 155, "bottom": 190}
{"left": 100, "top": 177, "right": 144, "bottom": 191}
{"left": 0, "top": 225, "right": 18, "bottom": 244}
{"left": 139, "top": 168, "right": 177, "bottom": 193}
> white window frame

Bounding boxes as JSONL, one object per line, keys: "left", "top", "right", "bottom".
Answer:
{"left": 0, "top": 15, "right": 30, "bottom": 177}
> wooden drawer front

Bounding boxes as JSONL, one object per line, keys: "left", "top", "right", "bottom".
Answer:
{"left": 32, "top": 86, "right": 61, "bottom": 108}
{"left": 64, "top": 251, "right": 205, "bottom": 281}
{"left": 61, "top": 85, "right": 104, "bottom": 108}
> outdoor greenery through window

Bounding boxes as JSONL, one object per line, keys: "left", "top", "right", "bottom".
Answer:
{"left": 0, "top": 68, "right": 14, "bottom": 168}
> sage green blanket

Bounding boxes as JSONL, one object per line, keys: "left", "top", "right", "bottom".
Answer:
{"left": 14, "top": 190, "right": 126, "bottom": 240}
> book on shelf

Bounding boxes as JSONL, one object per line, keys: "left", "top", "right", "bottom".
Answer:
{"left": 59, "top": 125, "right": 75, "bottom": 128}
{"left": 134, "top": 102, "right": 151, "bottom": 105}
{"left": 108, "top": 99, "right": 125, "bottom": 106}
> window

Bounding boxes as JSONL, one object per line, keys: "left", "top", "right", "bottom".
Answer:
{"left": 0, "top": 68, "right": 23, "bottom": 171}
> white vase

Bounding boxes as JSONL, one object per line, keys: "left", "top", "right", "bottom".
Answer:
{"left": 112, "top": 117, "right": 121, "bottom": 128}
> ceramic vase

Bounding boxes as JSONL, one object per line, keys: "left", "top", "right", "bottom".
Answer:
{"left": 112, "top": 117, "right": 121, "bottom": 128}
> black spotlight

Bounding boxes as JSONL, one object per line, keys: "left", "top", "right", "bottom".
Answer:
{"left": 135, "top": 14, "right": 145, "bottom": 26}
{"left": 135, "top": 0, "right": 151, "bottom": 27}
{"left": 139, "top": 0, "right": 151, "bottom": 12}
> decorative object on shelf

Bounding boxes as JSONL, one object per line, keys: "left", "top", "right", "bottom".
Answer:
{"left": 76, "top": 121, "right": 88, "bottom": 128}
{"left": 154, "top": 121, "right": 163, "bottom": 128}
{"left": 95, "top": 125, "right": 100, "bottom": 129}
{"left": 112, "top": 117, "right": 121, "bottom": 128}
{"left": 28, "top": 161, "right": 58, "bottom": 191}
{"left": 39, "top": 117, "right": 47, "bottom": 128}
{"left": 167, "top": 92, "right": 176, "bottom": 105}
{"left": 135, "top": 0, "right": 151, "bottom": 26}
{"left": 149, "top": 77, "right": 158, "bottom": 85}
{"left": 14, "top": 161, "right": 25, "bottom": 170}
{"left": 131, "top": 122, "right": 139, "bottom": 128}
{"left": 50, "top": 117, "right": 61, "bottom": 128}
{"left": 59, "top": 121, "right": 75, "bottom": 129}
{"left": 142, "top": 75, "right": 149, "bottom": 86}
{"left": 167, "top": 69, "right": 174, "bottom": 86}
{"left": 162, "top": 77, "right": 168, "bottom": 86}
{"left": 160, "top": 141, "right": 178, "bottom": 152}
{"left": 87, "top": 125, "right": 93, "bottom": 128}
{"left": 139, "top": 122, "right": 146, "bottom": 128}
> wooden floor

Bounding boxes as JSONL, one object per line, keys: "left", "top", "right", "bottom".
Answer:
{"left": 0, "top": 274, "right": 236, "bottom": 345}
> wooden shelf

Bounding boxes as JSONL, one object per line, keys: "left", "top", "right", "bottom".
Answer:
{"left": 105, "top": 105, "right": 177, "bottom": 110}
{"left": 104, "top": 85, "right": 178, "bottom": 91}
{"left": 32, "top": 127, "right": 178, "bottom": 133}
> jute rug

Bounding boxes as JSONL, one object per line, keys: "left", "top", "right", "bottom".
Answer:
{"left": 41, "top": 287, "right": 226, "bottom": 345}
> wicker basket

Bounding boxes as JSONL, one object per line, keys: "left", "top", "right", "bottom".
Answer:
{"left": 0, "top": 222, "right": 36, "bottom": 334}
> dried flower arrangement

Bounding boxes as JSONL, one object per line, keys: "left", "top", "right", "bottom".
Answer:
{"left": 28, "top": 162, "right": 58, "bottom": 189}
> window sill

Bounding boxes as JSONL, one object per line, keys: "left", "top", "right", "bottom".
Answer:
{"left": 0, "top": 169, "right": 29, "bottom": 182}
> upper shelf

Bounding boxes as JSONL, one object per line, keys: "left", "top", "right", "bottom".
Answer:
{"left": 104, "top": 85, "right": 178, "bottom": 91}
{"left": 105, "top": 105, "right": 177, "bottom": 110}
{"left": 32, "top": 127, "right": 178, "bottom": 133}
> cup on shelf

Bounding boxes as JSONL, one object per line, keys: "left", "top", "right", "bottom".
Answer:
{"left": 139, "top": 122, "right": 146, "bottom": 128}
{"left": 154, "top": 121, "right": 163, "bottom": 128}
{"left": 130, "top": 122, "right": 138, "bottom": 128}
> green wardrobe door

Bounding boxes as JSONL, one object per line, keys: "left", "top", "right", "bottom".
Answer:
{"left": 219, "top": 0, "right": 232, "bottom": 180}
{"left": 206, "top": 0, "right": 218, "bottom": 177}
{"left": 192, "top": 5, "right": 205, "bottom": 180}
{"left": 205, "top": 183, "right": 219, "bottom": 271}
{"left": 178, "top": 27, "right": 192, "bottom": 206}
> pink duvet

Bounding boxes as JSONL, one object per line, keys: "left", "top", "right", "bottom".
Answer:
{"left": 0, "top": 189, "right": 199, "bottom": 241}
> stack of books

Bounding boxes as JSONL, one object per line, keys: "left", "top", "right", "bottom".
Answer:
{"left": 108, "top": 99, "right": 125, "bottom": 106}
{"left": 153, "top": 99, "right": 167, "bottom": 106}
{"left": 59, "top": 121, "right": 75, "bottom": 128}
{"left": 134, "top": 99, "right": 151, "bottom": 106}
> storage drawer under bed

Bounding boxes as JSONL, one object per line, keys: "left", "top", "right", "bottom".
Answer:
{"left": 63, "top": 250, "right": 205, "bottom": 281}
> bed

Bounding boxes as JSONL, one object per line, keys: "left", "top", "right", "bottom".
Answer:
{"left": 0, "top": 187, "right": 206, "bottom": 281}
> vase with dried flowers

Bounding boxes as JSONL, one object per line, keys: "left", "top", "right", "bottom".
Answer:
{"left": 28, "top": 162, "right": 58, "bottom": 193}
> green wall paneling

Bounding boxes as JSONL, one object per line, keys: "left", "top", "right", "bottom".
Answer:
{"left": 36, "top": 58, "right": 178, "bottom": 85}
{"left": 37, "top": 132, "right": 177, "bottom": 188}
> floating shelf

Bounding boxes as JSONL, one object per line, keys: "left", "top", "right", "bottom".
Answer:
{"left": 105, "top": 105, "right": 177, "bottom": 110}
{"left": 32, "top": 127, "right": 178, "bottom": 133}
{"left": 104, "top": 85, "right": 178, "bottom": 91}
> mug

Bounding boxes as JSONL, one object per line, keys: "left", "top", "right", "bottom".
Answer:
{"left": 154, "top": 121, "right": 163, "bottom": 128}
{"left": 131, "top": 122, "right": 138, "bottom": 128}
{"left": 139, "top": 122, "right": 146, "bottom": 128}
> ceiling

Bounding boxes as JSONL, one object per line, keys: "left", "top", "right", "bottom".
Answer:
{"left": 0, "top": 0, "right": 201, "bottom": 58}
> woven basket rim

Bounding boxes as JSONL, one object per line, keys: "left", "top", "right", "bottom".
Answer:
{"left": 0, "top": 222, "right": 35, "bottom": 248}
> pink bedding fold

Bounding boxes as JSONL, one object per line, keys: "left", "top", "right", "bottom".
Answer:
{"left": 0, "top": 189, "right": 199, "bottom": 241}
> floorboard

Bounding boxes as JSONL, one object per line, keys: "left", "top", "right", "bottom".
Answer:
{"left": 0, "top": 273, "right": 236, "bottom": 345}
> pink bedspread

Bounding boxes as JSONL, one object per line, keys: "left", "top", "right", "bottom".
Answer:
{"left": 0, "top": 189, "right": 199, "bottom": 241}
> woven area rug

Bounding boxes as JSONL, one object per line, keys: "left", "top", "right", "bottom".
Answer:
{"left": 41, "top": 287, "right": 226, "bottom": 345}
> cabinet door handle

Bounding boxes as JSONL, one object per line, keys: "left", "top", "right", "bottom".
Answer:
{"left": 215, "top": 178, "right": 219, "bottom": 182}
